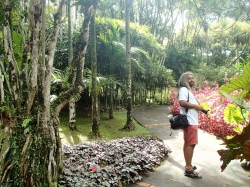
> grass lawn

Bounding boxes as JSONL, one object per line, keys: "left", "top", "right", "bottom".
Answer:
{"left": 59, "top": 108, "right": 154, "bottom": 145}
{"left": 0, "top": 108, "right": 153, "bottom": 152}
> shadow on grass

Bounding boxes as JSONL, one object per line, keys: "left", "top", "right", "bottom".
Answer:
{"left": 59, "top": 109, "right": 154, "bottom": 145}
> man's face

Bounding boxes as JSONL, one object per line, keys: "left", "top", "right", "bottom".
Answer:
{"left": 187, "top": 74, "right": 195, "bottom": 87}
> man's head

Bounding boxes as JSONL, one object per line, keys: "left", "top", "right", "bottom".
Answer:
{"left": 178, "top": 72, "right": 195, "bottom": 90}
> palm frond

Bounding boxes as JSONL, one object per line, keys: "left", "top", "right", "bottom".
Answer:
{"left": 131, "top": 58, "right": 145, "bottom": 73}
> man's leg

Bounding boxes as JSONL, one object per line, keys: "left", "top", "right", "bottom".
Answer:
{"left": 183, "top": 142, "right": 195, "bottom": 170}
{"left": 183, "top": 142, "right": 187, "bottom": 163}
{"left": 183, "top": 126, "right": 202, "bottom": 178}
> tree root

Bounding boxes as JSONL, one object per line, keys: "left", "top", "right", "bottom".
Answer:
{"left": 120, "top": 123, "right": 136, "bottom": 131}
{"left": 1, "top": 163, "right": 13, "bottom": 183}
{"left": 88, "top": 132, "right": 101, "bottom": 139}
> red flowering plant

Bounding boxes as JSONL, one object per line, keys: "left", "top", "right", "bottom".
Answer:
{"left": 169, "top": 62, "right": 250, "bottom": 172}
{"left": 168, "top": 87, "right": 180, "bottom": 115}
{"left": 168, "top": 82, "right": 237, "bottom": 140}
{"left": 194, "top": 81, "right": 237, "bottom": 140}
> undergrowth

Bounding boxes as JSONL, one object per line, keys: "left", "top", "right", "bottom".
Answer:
{"left": 59, "top": 136, "right": 170, "bottom": 187}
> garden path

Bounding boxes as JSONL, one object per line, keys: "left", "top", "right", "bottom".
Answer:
{"left": 126, "top": 105, "right": 250, "bottom": 187}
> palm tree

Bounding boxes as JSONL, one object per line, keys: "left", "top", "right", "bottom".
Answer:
{"left": 67, "top": 0, "right": 77, "bottom": 131}
{"left": 123, "top": 0, "right": 134, "bottom": 130}
{"left": 89, "top": 8, "right": 100, "bottom": 138}
{"left": 98, "top": 25, "right": 120, "bottom": 119}
{"left": 98, "top": 20, "right": 151, "bottom": 119}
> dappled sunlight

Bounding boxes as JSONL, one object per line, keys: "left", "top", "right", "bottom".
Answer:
{"left": 59, "top": 128, "right": 89, "bottom": 145}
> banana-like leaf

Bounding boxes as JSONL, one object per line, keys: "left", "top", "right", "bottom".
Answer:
{"left": 219, "top": 91, "right": 250, "bottom": 110}
{"left": 218, "top": 62, "right": 250, "bottom": 172}
{"left": 219, "top": 62, "right": 250, "bottom": 96}
{"left": 233, "top": 127, "right": 242, "bottom": 134}
{"left": 224, "top": 104, "right": 244, "bottom": 125}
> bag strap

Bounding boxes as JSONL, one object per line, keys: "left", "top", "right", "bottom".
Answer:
{"left": 186, "top": 91, "right": 189, "bottom": 113}
{"left": 178, "top": 88, "right": 189, "bottom": 113}
{"left": 170, "top": 89, "right": 189, "bottom": 136}
{"left": 177, "top": 88, "right": 189, "bottom": 113}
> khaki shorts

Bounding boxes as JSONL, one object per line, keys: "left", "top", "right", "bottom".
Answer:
{"left": 183, "top": 125, "right": 198, "bottom": 145}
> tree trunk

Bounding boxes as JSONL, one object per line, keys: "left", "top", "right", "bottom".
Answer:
{"left": 69, "top": 98, "right": 76, "bottom": 130}
{"left": 1, "top": 0, "right": 99, "bottom": 185}
{"left": 90, "top": 9, "right": 100, "bottom": 138}
{"left": 54, "top": 1, "right": 98, "bottom": 117}
{"left": 0, "top": 62, "right": 4, "bottom": 103}
{"left": 109, "top": 83, "right": 114, "bottom": 119}
{"left": 104, "top": 85, "right": 108, "bottom": 112}
{"left": 123, "top": 0, "right": 135, "bottom": 131}
{"left": 67, "top": 0, "right": 77, "bottom": 131}
{"left": 1, "top": 0, "right": 65, "bottom": 187}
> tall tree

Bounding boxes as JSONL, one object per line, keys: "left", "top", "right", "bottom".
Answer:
{"left": 1, "top": 0, "right": 66, "bottom": 186}
{"left": 123, "top": 0, "right": 135, "bottom": 130}
{"left": 98, "top": 22, "right": 121, "bottom": 119}
{"left": 67, "top": 0, "right": 77, "bottom": 131}
{"left": 90, "top": 7, "right": 100, "bottom": 137}
{"left": 1, "top": 0, "right": 99, "bottom": 186}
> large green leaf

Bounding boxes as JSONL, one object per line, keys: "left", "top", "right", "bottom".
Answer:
{"left": 224, "top": 104, "right": 244, "bottom": 125}
{"left": 219, "top": 91, "right": 250, "bottom": 110}
{"left": 218, "top": 62, "right": 250, "bottom": 172}
{"left": 219, "top": 61, "right": 250, "bottom": 94}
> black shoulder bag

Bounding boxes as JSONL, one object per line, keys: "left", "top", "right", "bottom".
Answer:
{"left": 169, "top": 91, "right": 189, "bottom": 131}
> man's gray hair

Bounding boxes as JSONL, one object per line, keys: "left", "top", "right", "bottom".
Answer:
{"left": 177, "top": 71, "right": 194, "bottom": 90}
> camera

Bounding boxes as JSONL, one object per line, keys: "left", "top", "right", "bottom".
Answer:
{"left": 201, "top": 109, "right": 209, "bottom": 115}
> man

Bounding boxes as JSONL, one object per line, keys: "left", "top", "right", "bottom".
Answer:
{"left": 178, "top": 72, "right": 203, "bottom": 179}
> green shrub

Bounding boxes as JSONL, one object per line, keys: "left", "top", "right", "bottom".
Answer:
{"left": 194, "top": 64, "right": 239, "bottom": 87}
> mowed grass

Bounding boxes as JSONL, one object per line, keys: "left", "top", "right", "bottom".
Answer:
{"left": 0, "top": 109, "right": 153, "bottom": 150}
{"left": 59, "top": 109, "right": 154, "bottom": 145}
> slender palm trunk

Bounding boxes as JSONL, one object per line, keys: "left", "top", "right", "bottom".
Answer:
{"left": 109, "top": 83, "right": 114, "bottom": 119}
{"left": 123, "top": 0, "right": 135, "bottom": 130}
{"left": 0, "top": 64, "right": 4, "bottom": 103}
{"left": 90, "top": 9, "right": 100, "bottom": 137}
{"left": 67, "top": 0, "right": 77, "bottom": 131}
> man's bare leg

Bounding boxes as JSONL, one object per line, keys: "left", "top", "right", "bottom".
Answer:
{"left": 184, "top": 142, "right": 202, "bottom": 178}
{"left": 183, "top": 142, "right": 195, "bottom": 170}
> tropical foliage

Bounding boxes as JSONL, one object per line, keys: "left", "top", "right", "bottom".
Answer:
{"left": 217, "top": 61, "right": 250, "bottom": 171}
{"left": 88, "top": 17, "right": 175, "bottom": 108}
{"left": 2, "top": 0, "right": 250, "bottom": 185}
{"left": 0, "top": 0, "right": 99, "bottom": 186}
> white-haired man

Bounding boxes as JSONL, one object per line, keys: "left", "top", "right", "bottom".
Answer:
{"left": 178, "top": 72, "right": 203, "bottom": 179}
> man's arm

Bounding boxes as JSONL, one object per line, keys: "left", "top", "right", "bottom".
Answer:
{"left": 179, "top": 100, "right": 203, "bottom": 111}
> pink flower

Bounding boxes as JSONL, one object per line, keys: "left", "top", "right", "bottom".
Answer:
{"left": 91, "top": 165, "right": 98, "bottom": 172}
